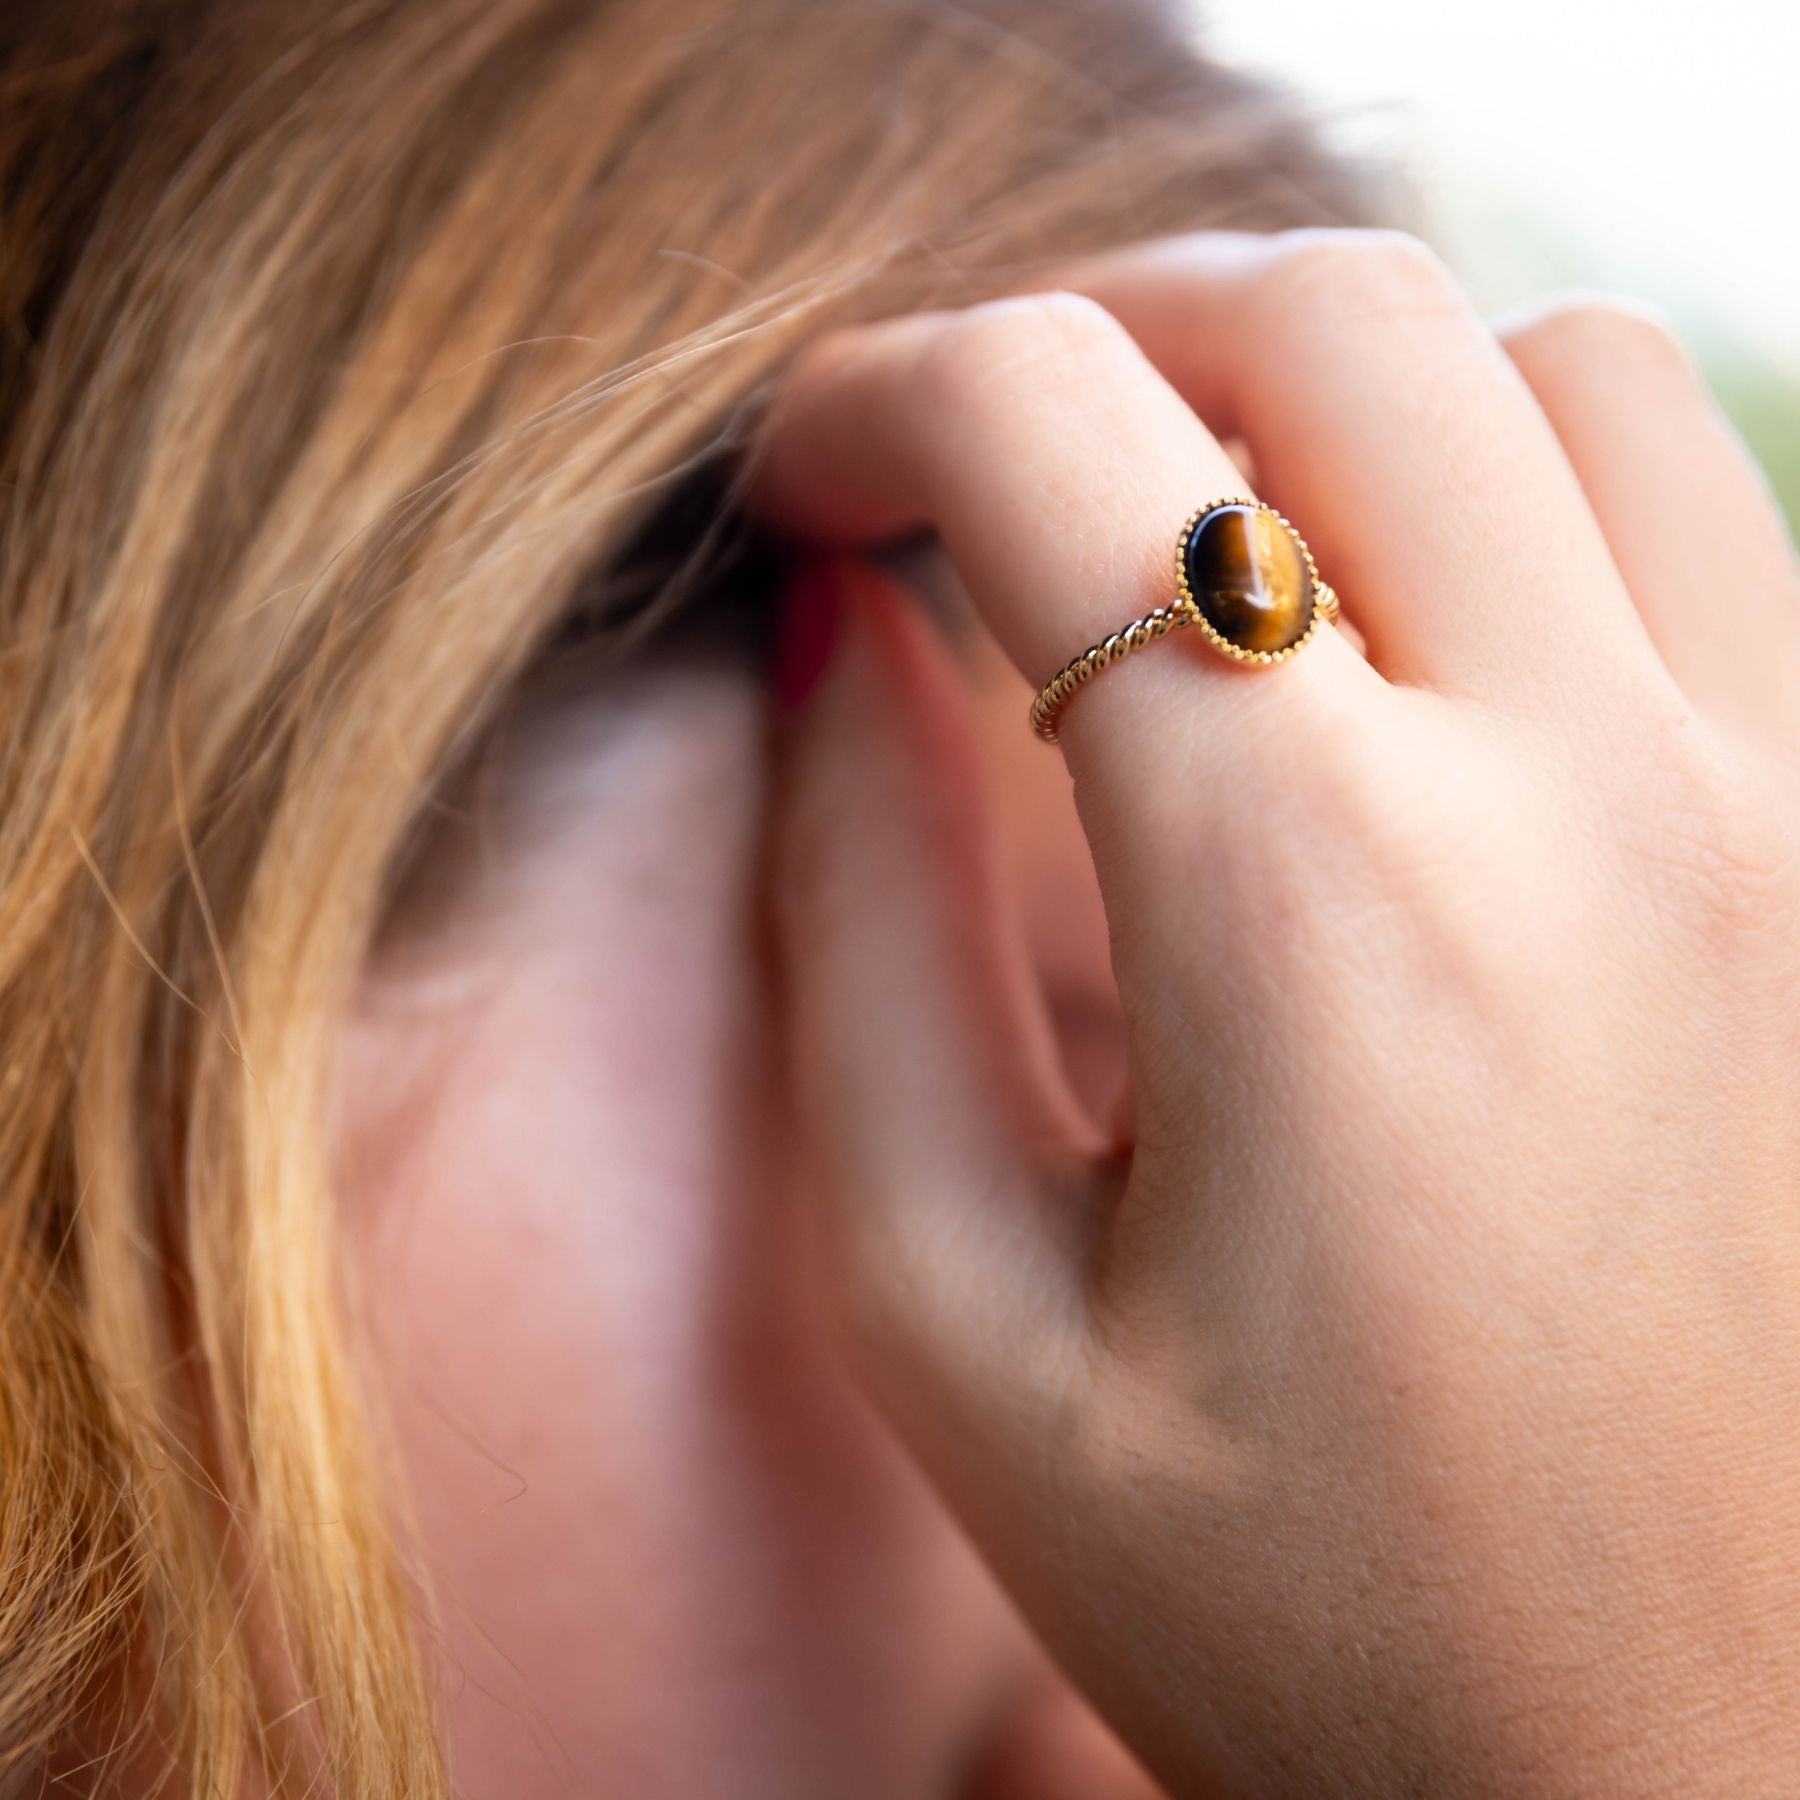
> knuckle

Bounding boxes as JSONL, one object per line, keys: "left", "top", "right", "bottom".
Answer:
{"left": 1507, "top": 294, "right": 1692, "bottom": 379}
{"left": 1231, "top": 696, "right": 1420, "bottom": 901}
{"left": 911, "top": 289, "right": 1137, "bottom": 415}
{"left": 1634, "top": 732, "right": 1800, "bottom": 955}
{"left": 1215, "top": 708, "right": 1528, "bottom": 1016}
{"left": 1259, "top": 227, "right": 1465, "bottom": 323}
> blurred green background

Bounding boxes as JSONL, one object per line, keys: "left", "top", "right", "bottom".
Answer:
{"left": 1715, "top": 358, "right": 1800, "bottom": 531}
{"left": 1202, "top": 0, "right": 1799, "bottom": 530}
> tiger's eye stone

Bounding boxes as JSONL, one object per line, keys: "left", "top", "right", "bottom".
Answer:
{"left": 1184, "top": 504, "right": 1315, "bottom": 654}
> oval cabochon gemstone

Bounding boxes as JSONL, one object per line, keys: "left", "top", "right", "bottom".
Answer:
{"left": 1184, "top": 504, "right": 1315, "bottom": 654}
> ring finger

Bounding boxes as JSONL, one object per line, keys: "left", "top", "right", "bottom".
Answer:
{"left": 753, "top": 289, "right": 1384, "bottom": 882}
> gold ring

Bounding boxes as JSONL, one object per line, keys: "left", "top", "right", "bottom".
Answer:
{"left": 1029, "top": 498, "right": 1339, "bottom": 742}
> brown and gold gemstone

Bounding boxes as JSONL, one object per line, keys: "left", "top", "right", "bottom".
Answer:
{"left": 1183, "top": 503, "right": 1315, "bottom": 656}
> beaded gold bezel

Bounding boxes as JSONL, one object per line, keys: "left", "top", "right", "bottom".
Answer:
{"left": 1028, "top": 496, "right": 1339, "bottom": 742}
{"left": 1174, "top": 496, "right": 1331, "bottom": 666}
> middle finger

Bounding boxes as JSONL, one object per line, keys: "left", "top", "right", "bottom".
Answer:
{"left": 1071, "top": 230, "right": 1671, "bottom": 714}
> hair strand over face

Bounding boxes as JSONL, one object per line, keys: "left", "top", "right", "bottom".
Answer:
{"left": 0, "top": 2, "right": 1371, "bottom": 1790}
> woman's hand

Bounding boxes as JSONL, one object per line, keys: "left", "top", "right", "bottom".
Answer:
{"left": 754, "top": 231, "right": 1800, "bottom": 1795}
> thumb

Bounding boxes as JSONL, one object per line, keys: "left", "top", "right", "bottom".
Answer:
{"left": 772, "top": 558, "right": 1111, "bottom": 1526}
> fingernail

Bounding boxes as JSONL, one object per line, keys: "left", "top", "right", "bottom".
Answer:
{"left": 773, "top": 561, "right": 846, "bottom": 713}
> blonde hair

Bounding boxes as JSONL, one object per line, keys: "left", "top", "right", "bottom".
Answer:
{"left": 0, "top": 1, "right": 1367, "bottom": 1791}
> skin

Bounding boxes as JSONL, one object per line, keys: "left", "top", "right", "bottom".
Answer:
{"left": 338, "top": 636, "right": 1155, "bottom": 1796}
{"left": 338, "top": 228, "right": 1800, "bottom": 1794}
{"left": 757, "top": 230, "right": 1800, "bottom": 1794}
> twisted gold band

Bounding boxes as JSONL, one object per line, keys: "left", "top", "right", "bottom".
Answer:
{"left": 1029, "top": 499, "right": 1339, "bottom": 743}
{"left": 1027, "top": 601, "right": 1193, "bottom": 742}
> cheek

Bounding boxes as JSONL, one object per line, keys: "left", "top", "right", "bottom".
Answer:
{"left": 334, "top": 663, "right": 1038, "bottom": 1794}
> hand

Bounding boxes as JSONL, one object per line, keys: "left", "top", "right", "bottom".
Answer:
{"left": 754, "top": 230, "right": 1800, "bottom": 1796}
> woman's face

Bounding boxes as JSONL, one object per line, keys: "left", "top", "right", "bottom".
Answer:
{"left": 336, "top": 557, "right": 1149, "bottom": 1796}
